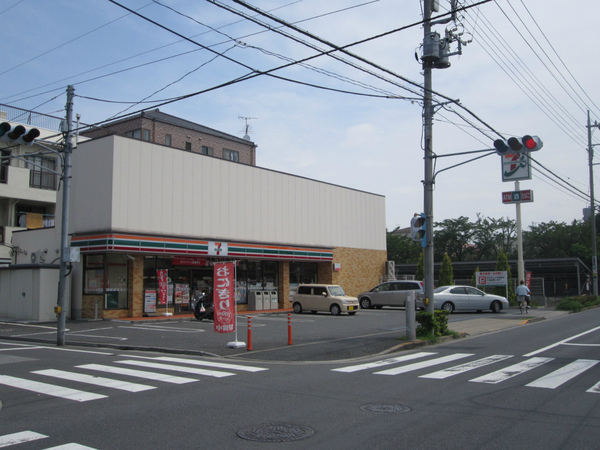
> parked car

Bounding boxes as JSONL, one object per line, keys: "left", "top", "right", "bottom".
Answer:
{"left": 292, "top": 284, "right": 359, "bottom": 316}
{"left": 358, "top": 280, "right": 424, "bottom": 309}
{"left": 417, "top": 285, "right": 509, "bottom": 313}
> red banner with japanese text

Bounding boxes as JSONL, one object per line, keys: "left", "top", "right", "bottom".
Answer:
{"left": 157, "top": 269, "right": 168, "bottom": 305}
{"left": 213, "top": 262, "right": 235, "bottom": 333}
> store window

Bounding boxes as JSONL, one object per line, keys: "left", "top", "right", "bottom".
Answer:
{"left": 83, "top": 254, "right": 129, "bottom": 309}
{"left": 289, "top": 262, "right": 317, "bottom": 295}
{"left": 237, "top": 261, "right": 278, "bottom": 304}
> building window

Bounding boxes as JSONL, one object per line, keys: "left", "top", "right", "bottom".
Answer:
{"left": 124, "top": 129, "right": 150, "bottom": 141}
{"left": 165, "top": 134, "right": 172, "bottom": 146}
{"left": 201, "top": 146, "right": 213, "bottom": 156}
{"left": 1, "top": 150, "right": 9, "bottom": 183}
{"left": 26, "top": 156, "right": 57, "bottom": 190}
{"left": 223, "top": 149, "right": 239, "bottom": 162}
{"left": 83, "top": 254, "right": 129, "bottom": 309}
{"left": 185, "top": 142, "right": 192, "bottom": 151}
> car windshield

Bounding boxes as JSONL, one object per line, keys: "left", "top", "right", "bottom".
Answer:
{"left": 328, "top": 286, "right": 346, "bottom": 296}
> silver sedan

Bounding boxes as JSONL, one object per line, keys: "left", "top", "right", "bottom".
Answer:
{"left": 422, "top": 285, "right": 509, "bottom": 313}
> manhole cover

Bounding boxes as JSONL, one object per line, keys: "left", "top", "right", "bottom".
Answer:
{"left": 238, "top": 423, "right": 314, "bottom": 442}
{"left": 360, "top": 404, "right": 411, "bottom": 414}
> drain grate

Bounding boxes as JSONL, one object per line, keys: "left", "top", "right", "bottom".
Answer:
{"left": 238, "top": 423, "right": 315, "bottom": 442}
{"left": 360, "top": 404, "right": 411, "bottom": 414}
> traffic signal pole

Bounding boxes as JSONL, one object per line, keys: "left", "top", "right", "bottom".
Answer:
{"left": 423, "top": 0, "right": 435, "bottom": 313}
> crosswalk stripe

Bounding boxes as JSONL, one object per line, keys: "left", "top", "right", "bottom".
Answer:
{"left": 115, "top": 360, "right": 235, "bottom": 378}
{"left": 32, "top": 369, "right": 156, "bottom": 393}
{"left": 470, "top": 357, "right": 554, "bottom": 384}
{"left": 420, "top": 355, "right": 514, "bottom": 379}
{"left": 43, "top": 444, "right": 97, "bottom": 449}
{"left": 147, "top": 356, "right": 268, "bottom": 372}
{"left": 76, "top": 364, "right": 197, "bottom": 384}
{"left": 526, "top": 359, "right": 599, "bottom": 389}
{"left": 375, "top": 353, "right": 474, "bottom": 376}
{"left": 0, "top": 375, "right": 106, "bottom": 402}
{"left": 332, "top": 352, "right": 437, "bottom": 373}
{"left": 0, "top": 431, "right": 47, "bottom": 447}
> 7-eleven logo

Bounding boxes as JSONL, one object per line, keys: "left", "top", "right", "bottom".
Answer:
{"left": 209, "top": 241, "right": 228, "bottom": 256}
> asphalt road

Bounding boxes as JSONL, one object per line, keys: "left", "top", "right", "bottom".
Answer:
{"left": 0, "top": 307, "right": 597, "bottom": 449}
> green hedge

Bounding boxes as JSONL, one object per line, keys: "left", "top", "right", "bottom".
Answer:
{"left": 416, "top": 310, "right": 451, "bottom": 338}
{"left": 556, "top": 296, "right": 600, "bottom": 312}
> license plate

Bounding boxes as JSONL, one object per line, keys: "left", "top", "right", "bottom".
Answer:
{"left": 348, "top": 306, "right": 356, "bottom": 310}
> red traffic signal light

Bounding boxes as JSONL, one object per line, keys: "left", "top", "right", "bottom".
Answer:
{"left": 0, "top": 122, "right": 40, "bottom": 146}
{"left": 494, "top": 135, "right": 543, "bottom": 155}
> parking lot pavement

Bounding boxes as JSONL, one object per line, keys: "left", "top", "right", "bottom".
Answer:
{"left": 0, "top": 307, "right": 570, "bottom": 362}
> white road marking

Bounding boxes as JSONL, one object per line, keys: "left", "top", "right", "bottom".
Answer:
{"left": 77, "top": 364, "right": 197, "bottom": 384}
{"left": 524, "top": 325, "right": 600, "bottom": 357}
{"left": 0, "top": 375, "right": 106, "bottom": 402}
{"left": 420, "top": 355, "right": 513, "bottom": 379}
{"left": 0, "top": 431, "right": 47, "bottom": 447}
{"left": 526, "top": 359, "right": 599, "bottom": 389}
{"left": 116, "top": 360, "right": 235, "bottom": 378}
{"left": 146, "top": 356, "right": 268, "bottom": 372}
{"left": 32, "top": 369, "right": 155, "bottom": 393}
{"left": 332, "top": 352, "right": 437, "bottom": 373}
{"left": 470, "top": 357, "right": 554, "bottom": 384}
{"left": 375, "top": 353, "right": 474, "bottom": 376}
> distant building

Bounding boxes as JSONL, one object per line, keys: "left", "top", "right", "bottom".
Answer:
{"left": 81, "top": 109, "right": 257, "bottom": 166}
{"left": 0, "top": 104, "right": 66, "bottom": 266}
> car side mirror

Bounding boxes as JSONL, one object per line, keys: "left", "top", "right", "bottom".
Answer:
{"left": 322, "top": 292, "right": 328, "bottom": 297}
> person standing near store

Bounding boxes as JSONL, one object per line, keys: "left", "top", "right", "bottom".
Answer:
{"left": 516, "top": 280, "right": 530, "bottom": 311}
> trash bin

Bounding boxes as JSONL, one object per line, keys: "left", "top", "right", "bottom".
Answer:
{"left": 269, "top": 290, "right": 278, "bottom": 309}
{"left": 248, "top": 290, "right": 263, "bottom": 311}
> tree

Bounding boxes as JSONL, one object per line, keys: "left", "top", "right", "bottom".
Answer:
{"left": 386, "top": 228, "right": 422, "bottom": 264}
{"left": 493, "top": 249, "right": 513, "bottom": 302}
{"left": 438, "top": 253, "right": 454, "bottom": 286}
{"left": 416, "top": 251, "right": 424, "bottom": 281}
{"left": 433, "top": 216, "right": 475, "bottom": 262}
{"left": 472, "top": 214, "right": 517, "bottom": 260}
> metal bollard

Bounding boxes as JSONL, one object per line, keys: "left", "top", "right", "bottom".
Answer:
{"left": 288, "top": 313, "right": 292, "bottom": 345}
{"left": 406, "top": 292, "right": 416, "bottom": 341}
{"left": 247, "top": 316, "right": 253, "bottom": 351}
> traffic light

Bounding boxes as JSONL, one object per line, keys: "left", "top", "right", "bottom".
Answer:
{"left": 0, "top": 122, "right": 40, "bottom": 146}
{"left": 410, "top": 213, "right": 427, "bottom": 247}
{"left": 494, "top": 135, "right": 543, "bottom": 155}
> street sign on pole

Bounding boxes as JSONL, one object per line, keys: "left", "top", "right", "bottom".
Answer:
{"left": 502, "top": 189, "right": 533, "bottom": 204}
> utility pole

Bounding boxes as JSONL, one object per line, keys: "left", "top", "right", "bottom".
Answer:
{"left": 57, "top": 85, "right": 74, "bottom": 346}
{"left": 587, "top": 110, "right": 598, "bottom": 297}
{"left": 422, "top": 0, "right": 435, "bottom": 313}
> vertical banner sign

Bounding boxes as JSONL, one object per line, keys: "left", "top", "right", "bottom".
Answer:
{"left": 525, "top": 271, "right": 532, "bottom": 289}
{"left": 214, "top": 262, "right": 235, "bottom": 333}
{"left": 157, "top": 269, "right": 168, "bottom": 305}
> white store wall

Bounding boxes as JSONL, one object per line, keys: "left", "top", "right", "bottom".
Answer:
{"left": 71, "top": 135, "right": 386, "bottom": 251}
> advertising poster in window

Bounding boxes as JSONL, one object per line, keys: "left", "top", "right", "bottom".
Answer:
{"left": 157, "top": 269, "right": 168, "bottom": 305}
{"left": 213, "top": 262, "right": 235, "bottom": 333}
{"left": 145, "top": 290, "right": 157, "bottom": 313}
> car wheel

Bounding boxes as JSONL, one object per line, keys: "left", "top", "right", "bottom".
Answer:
{"left": 293, "top": 302, "right": 303, "bottom": 314}
{"left": 491, "top": 301, "right": 501, "bottom": 313}
{"left": 441, "top": 302, "right": 454, "bottom": 313}
{"left": 348, "top": 311, "right": 357, "bottom": 316}
{"left": 330, "top": 304, "right": 341, "bottom": 316}
{"left": 360, "top": 298, "right": 372, "bottom": 309}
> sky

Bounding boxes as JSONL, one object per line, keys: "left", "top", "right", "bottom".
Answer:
{"left": 2, "top": 0, "right": 599, "bottom": 232}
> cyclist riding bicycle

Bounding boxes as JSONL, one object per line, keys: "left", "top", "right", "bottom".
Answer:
{"left": 516, "top": 280, "right": 530, "bottom": 313}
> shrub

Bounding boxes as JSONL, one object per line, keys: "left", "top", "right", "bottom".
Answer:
{"left": 556, "top": 296, "right": 600, "bottom": 312}
{"left": 416, "top": 310, "right": 451, "bottom": 338}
